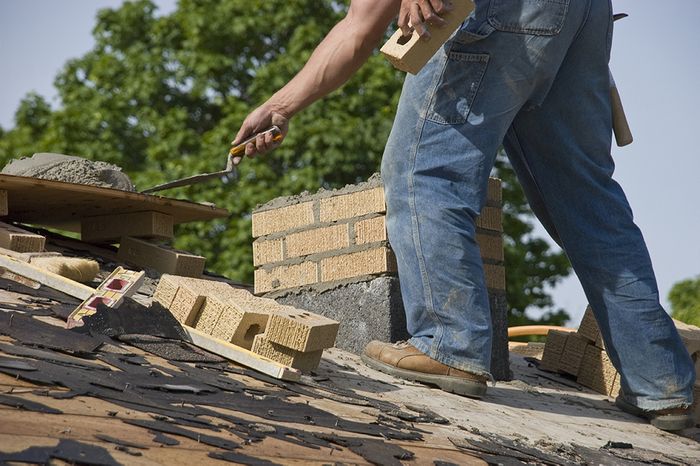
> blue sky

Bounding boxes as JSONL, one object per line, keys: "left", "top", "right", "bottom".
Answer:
{"left": 1, "top": 0, "right": 698, "bottom": 324}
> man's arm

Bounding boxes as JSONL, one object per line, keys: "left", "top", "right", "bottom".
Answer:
{"left": 232, "top": 0, "right": 400, "bottom": 158}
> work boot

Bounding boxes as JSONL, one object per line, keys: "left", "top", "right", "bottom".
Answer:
{"left": 615, "top": 397, "right": 695, "bottom": 432}
{"left": 361, "top": 340, "right": 487, "bottom": 398}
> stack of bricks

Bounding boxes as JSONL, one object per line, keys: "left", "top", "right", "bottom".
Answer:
{"left": 153, "top": 274, "right": 339, "bottom": 372}
{"left": 252, "top": 177, "right": 505, "bottom": 295}
{"left": 540, "top": 306, "right": 620, "bottom": 397}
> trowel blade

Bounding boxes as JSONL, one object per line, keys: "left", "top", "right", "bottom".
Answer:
{"left": 140, "top": 170, "right": 232, "bottom": 194}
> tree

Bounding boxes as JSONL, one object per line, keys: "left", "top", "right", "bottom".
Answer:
{"left": 669, "top": 276, "right": 700, "bottom": 327}
{"left": 0, "top": 0, "right": 570, "bottom": 325}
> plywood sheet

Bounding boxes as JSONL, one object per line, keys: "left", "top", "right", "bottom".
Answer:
{"left": 0, "top": 174, "right": 227, "bottom": 231}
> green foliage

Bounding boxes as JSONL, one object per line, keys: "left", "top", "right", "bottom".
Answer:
{"left": 0, "top": 0, "right": 571, "bottom": 325}
{"left": 669, "top": 276, "right": 700, "bottom": 327}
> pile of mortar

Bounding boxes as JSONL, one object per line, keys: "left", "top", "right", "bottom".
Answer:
{"left": 2, "top": 153, "right": 135, "bottom": 191}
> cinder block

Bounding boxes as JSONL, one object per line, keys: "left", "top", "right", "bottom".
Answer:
{"left": 354, "top": 216, "right": 387, "bottom": 245}
{"left": 577, "top": 344, "right": 619, "bottom": 396}
{"left": 476, "top": 233, "right": 504, "bottom": 262}
{"left": 577, "top": 306, "right": 601, "bottom": 343}
{"left": 252, "top": 333, "right": 323, "bottom": 372}
{"left": 0, "top": 190, "right": 7, "bottom": 216}
{"left": 252, "top": 202, "right": 315, "bottom": 238}
{"left": 0, "top": 221, "right": 45, "bottom": 253}
{"left": 81, "top": 211, "right": 173, "bottom": 243}
{"left": 483, "top": 263, "right": 506, "bottom": 291}
{"left": 475, "top": 207, "right": 502, "bottom": 232}
{"left": 285, "top": 224, "right": 350, "bottom": 258}
{"left": 264, "top": 308, "right": 339, "bottom": 352}
{"left": 319, "top": 187, "right": 385, "bottom": 223}
{"left": 487, "top": 178, "right": 502, "bottom": 205}
{"left": 559, "top": 333, "right": 591, "bottom": 377}
{"left": 118, "top": 237, "right": 205, "bottom": 277}
{"left": 252, "top": 238, "right": 283, "bottom": 266}
{"left": 320, "top": 246, "right": 396, "bottom": 283}
{"left": 540, "top": 330, "right": 569, "bottom": 372}
{"left": 254, "top": 261, "right": 318, "bottom": 294}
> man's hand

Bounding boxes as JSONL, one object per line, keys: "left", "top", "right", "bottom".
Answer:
{"left": 231, "top": 104, "right": 290, "bottom": 164}
{"left": 398, "top": 0, "right": 453, "bottom": 40}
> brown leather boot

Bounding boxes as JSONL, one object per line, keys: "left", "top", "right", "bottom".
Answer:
{"left": 362, "top": 340, "right": 488, "bottom": 398}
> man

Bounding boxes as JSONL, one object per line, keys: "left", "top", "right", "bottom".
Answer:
{"left": 233, "top": 0, "right": 695, "bottom": 431}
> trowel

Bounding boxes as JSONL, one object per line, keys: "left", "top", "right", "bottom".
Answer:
{"left": 141, "top": 126, "right": 283, "bottom": 194}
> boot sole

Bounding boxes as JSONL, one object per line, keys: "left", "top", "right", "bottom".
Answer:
{"left": 615, "top": 397, "right": 694, "bottom": 432}
{"left": 361, "top": 354, "right": 487, "bottom": 399}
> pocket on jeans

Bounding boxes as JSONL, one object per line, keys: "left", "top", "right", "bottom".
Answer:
{"left": 426, "top": 52, "right": 489, "bottom": 125}
{"left": 488, "top": 0, "right": 570, "bottom": 35}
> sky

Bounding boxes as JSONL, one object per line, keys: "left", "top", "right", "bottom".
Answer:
{"left": 1, "top": 0, "right": 698, "bottom": 325}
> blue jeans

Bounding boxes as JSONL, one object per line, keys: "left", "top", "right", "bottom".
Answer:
{"left": 381, "top": 0, "right": 694, "bottom": 410}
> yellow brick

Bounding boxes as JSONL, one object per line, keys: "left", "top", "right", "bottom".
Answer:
{"left": 319, "top": 187, "right": 385, "bottom": 223}
{"left": 194, "top": 296, "right": 224, "bottom": 335}
{"left": 169, "top": 286, "right": 206, "bottom": 326}
{"left": 254, "top": 262, "right": 318, "bottom": 294}
{"left": 577, "top": 344, "right": 619, "bottom": 396}
{"left": 252, "top": 238, "right": 284, "bottom": 266}
{"left": 81, "top": 211, "right": 173, "bottom": 243}
{"left": 0, "top": 221, "right": 45, "bottom": 253}
{"left": 204, "top": 298, "right": 269, "bottom": 350}
{"left": 487, "top": 178, "right": 502, "bottom": 205}
{"left": 559, "top": 334, "right": 591, "bottom": 377}
{"left": 0, "top": 190, "right": 7, "bottom": 216}
{"left": 252, "top": 334, "right": 323, "bottom": 372}
{"left": 152, "top": 274, "right": 187, "bottom": 309}
{"left": 577, "top": 306, "right": 601, "bottom": 343}
{"left": 354, "top": 216, "right": 387, "bottom": 245}
{"left": 475, "top": 206, "right": 502, "bottom": 232}
{"left": 476, "top": 233, "right": 503, "bottom": 262}
{"left": 264, "top": 306, "right": 339, "bottom": 352}
{"left": 251, "top": 202, "right": 315, "bottom": 238}
{"left": 319, "top": 247, "right": 396, "bottom": 283}
{"left": 483, "top": 263, "right": 506, "bottom": 291}
{"left": 540, "top": 330, "right": 569, "bottom": 372}
{"left": 285, "top": 224, "right": 350, "bottom": 258}
{"left": 118, "top": 237, "right": 205, "bottom": 278}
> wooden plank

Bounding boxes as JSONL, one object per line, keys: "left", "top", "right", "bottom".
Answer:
{"left": 0, "top": 254, "right": 94, "bottom": 300}
{"left": 0, "top": 174, "right": 228, "bottom": 231}
{"left": 81, "top": 211, "right": 173, "bottom": 243}
{"left": 182, "top": 325, "right": 301, "bottom": 382}
{"left": 0, "top": 221, "right": 45, "bottom": 252}
{"left": 0, "top": 190, "right": 7, "bottom": 216}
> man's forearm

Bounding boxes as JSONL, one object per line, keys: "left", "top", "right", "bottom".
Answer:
{"left": 266, "top": 0, "right": 400, "bottom": 118}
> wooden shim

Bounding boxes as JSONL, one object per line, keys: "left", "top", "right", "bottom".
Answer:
{"left": 81, "top": 211, "right": 173, "bottom": 243}
{"left": 117, "top": 236, "right": 205, "bottom": 277}
{"left": 182, "top": 325, "right": 301, "bottom": 382}
{"left": 0, "top": 221, "right": 45, "bottom": 253}
{"left": 0, "top": 254, "right": 94, "bottom": 300}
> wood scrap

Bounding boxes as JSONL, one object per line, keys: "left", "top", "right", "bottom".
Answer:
{"left": 0, "top": 254, "right": 94, "bottom": 300}
{"left": 0, "top": 221, "right": 45, "bottom": 253}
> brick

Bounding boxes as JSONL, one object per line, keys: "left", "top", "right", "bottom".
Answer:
{"left": 194, "top": 296, "right": 224, "bottom": 335}
{"left": 577, "top": 344, "right": 619, "bottom": 396}
{"left": 320, "top": 246, "right": 396, "bottom": 283}
{"left": 0, "top": 190, "right": 7, "bottom": 216}
{"left": 154, "top": 274, "right": 233, "bottom": 324}
{"left": 264, "top": 307, "right": 339, "bottom": 352}
{"left": 483, "top": 263, "right": 506, "bottom": 291}
{"left": 0, "top": 221, "right": 45, "bottom": 253}
{"left": 252, "top": 333, "right": 323, "bottom": 372}
{"left": 252, "top": 202, "right": 315, "bottom": 238}
{"left": 285, "top": 224, "right": 350, "bottom": 258}
{"left": 559, "top": 333, "right": 591, "bottom": 377}
{"left": 319, "top": 187, "right": 385, "bottom": 223}
{"left": 540, "top": 330, "right": 569, "bottom": 372}
{"left": 475, "top": 207, "right": 502, "bottom": 232}
{"left": 169, "top": 286, "right": 206, "bottom": 326}
{"left": 118, "top": 237, "right": 205, "bottom": 277}
{"left": 354, "top": 216, "right": 387, "bottom": 245}
{"left": 254, "top": 262, "right": 318, "bottom": 294}
{"left": 152, "top": 274, "right": 188, "bottom": 309}
{"left": 577, "top": 306, "right": 601, "bottom": 343}
{"left": 213, "top": 304, "right": 269, "bottom": 350}
{"left": 252, "top": 238, "right": 283, "bottom": 266}
{"left": 487, "top": 178, "right": 502, "bottom": 205}
{"left": 476, "top": 233, "right": 504, "bottom": 262}
{"left": 81, "top": 211, "right": 173, "bottom": 243}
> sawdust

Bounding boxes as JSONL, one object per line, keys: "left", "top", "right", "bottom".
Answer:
{"left": 2, "top": 153, "right": 135, "bottom": 191}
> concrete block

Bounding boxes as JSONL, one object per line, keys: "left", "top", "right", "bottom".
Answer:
{"left": 319, "top": 187, "right": 385, "bottom": 223}
{"left": 577, "top": 344, "right": 619, "bottom": 396}
{"left": 354, "top": 215, "right": 387, "bottom": 245}
{"left": 484, "top": 263, "right": 506, "bottom": 291}
{"left": 118, "top": 236, "right": 205, "bottom": 277}
{"left": 285, "top": 224, "right": 350, "bottom": 258}
{"left": 540, "top": 330, "right": 569, "bottom": 372}
{"left": 0, "top": 221, "right": 45, "bottom": 253}
{"left": 252, "top": 202, "right": 315, "bottom": 238}
{"left": 319, "top": 246, "right": 396, "bottom": 283}
{"left": 254, "top": 261, "right": 318, "bottom": 294}
{"left": 264, "top": 308, "right": 339, "bottom": 352}
{"left": 577, "top": 306, "right": 600, "bottom": 343}
{"left": 476, "top": 232, "right": 504, "bottom": 262}
{"left": 0, "top": 190, "right": 7, "bottom": 216}
{"left": 559, "top": 333, "right": 591, "bottom": 377}
{"left": 251, "top": 334, "right": 323, "bottom": 372}
{"left": 81, "top": 211, "right": 173, "bottom": 243}
{"left": 252, "top": 238, "right": 283, "bottom": 266}
{"left": 475, "top": 206, "right": 502, "bottom": 232}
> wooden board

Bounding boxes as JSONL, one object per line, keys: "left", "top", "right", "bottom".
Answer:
{"left": 0, "top": 174, "right": 228, "bottom": 231}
